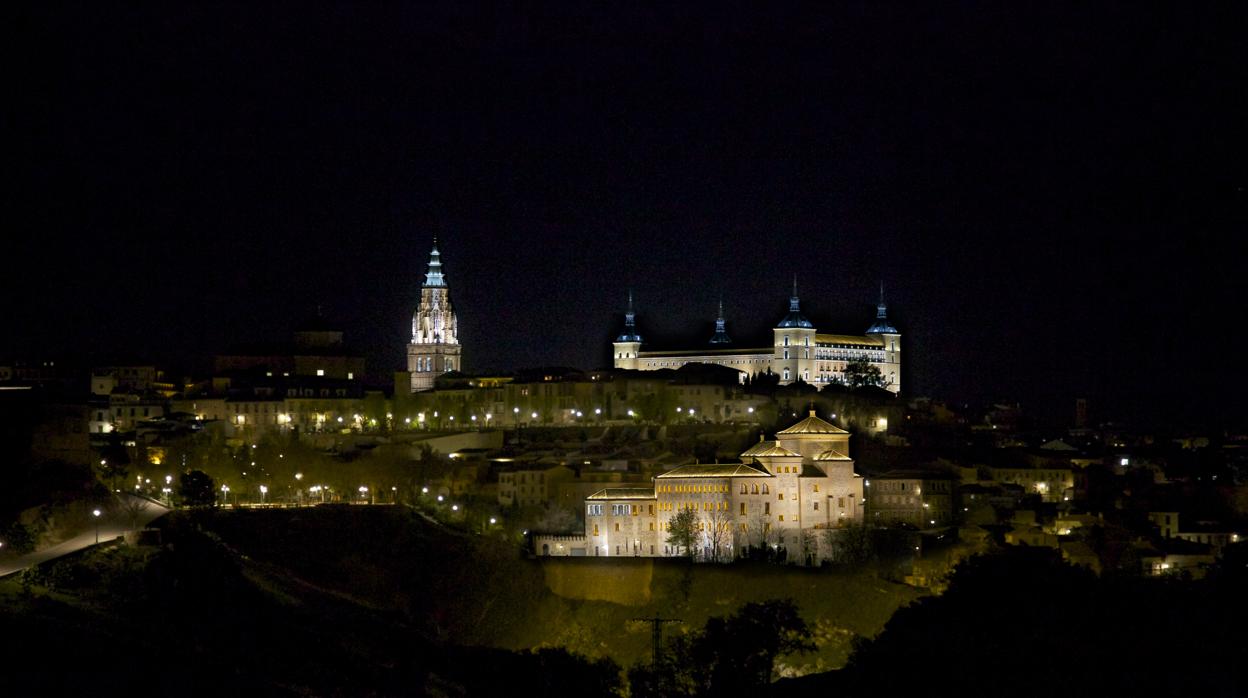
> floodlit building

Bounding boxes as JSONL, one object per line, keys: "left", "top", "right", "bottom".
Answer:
{"left": 535, "top": 411, "right": 865, "bottom": 560}
{"left": 612, "top": 283, "right": 901, "bottom": 392}
{"left": 865, "top": 470, "right": 957, "bottom": 529}
{"left": 408, "top": 238, "right": 462, "bottom": 392}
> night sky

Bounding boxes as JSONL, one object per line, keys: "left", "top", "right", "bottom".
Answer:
{"left": 6, "top": 3, "right": 1245, "bottom": 426}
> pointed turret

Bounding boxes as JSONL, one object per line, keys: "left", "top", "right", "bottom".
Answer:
{"left": 776, "top": 276, "right": 813, "bottom": 329}
{"left": 866, "top": 282, "right": 898, "bottom": 334}
{"left": 709, "top": 298, "right": 732, "bottom": 345}
{"left": 615, "top": 289, "right": 643, "bottom": 343}
{"left": 613, "top": 289, "right": 643, "bottom": 369}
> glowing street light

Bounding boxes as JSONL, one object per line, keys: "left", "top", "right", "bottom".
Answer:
{"left": 92, "top": 508, "right": 102, "bottom": 544}
{"left": 259, "top": 485, "right": 268, "bottom": 503}
{"left": 451, "top": 504, "right": 459, "bottom": 512}
{"left": 421, "top": 486, "right": 429, "bottom": 494}
{"left": 531, "top": 412, "right": 538, "bottom": 419}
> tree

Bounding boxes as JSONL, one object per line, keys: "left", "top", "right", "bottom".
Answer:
{"left": 706, "top": 508, "right": 734, "bottom": 562}
{"left": 843, "top": 360, "right": 884, "bottom": 390}
{"left": 825, "top": 521, "right": 875, "bottom": 566}
{"left": 179, "top": 470, "right": 216, "bottom": 507}
{"left": 667, "top": 508, "right": 697, "bottom": 560}
{"left": 630, "top": 599, "right": 815, "bottom": 697}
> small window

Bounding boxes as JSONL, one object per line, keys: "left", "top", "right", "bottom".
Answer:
{"left": 764, "top": 503, "right": 770, "bottom": 514}
{"left": 814, "top": 502, "right": 820, "bottom": 511}
{"left": 740, "top": 502, "right": 747, "bottom": 515}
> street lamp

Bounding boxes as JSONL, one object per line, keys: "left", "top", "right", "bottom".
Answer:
{"left": 259, "top": 485, "right": 268, "bottom": 504}
{"left": 92, "top": 508, "right": 101, "bottom": 544}
{"left": 221, "top": 484, "right": 230, "bottom": 506}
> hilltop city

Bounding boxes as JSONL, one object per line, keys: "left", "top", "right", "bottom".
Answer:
{"left": 4, "top": 240, "right": 1244, "bottom": 582}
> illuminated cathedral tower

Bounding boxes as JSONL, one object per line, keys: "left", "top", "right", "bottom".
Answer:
{"left": 408, "top": 237, "right": 461, "bottom": 392}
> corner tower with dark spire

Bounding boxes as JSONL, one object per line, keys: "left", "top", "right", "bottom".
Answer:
{"left": 709, "top": 299, "right": 732, "bottom": 345}
{"left": 408, "top": 237, "right": 462, "bottom": 392}
{"left": 864, "top": 282, "right": 901, "bottom": 392}
{"left": 774, "top": 277, "right": 816, "bottom": 384}
{"left": 612, "top": 290, "right": 643, "bottom": 370}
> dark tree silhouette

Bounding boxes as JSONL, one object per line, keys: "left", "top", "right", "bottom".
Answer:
{"left": 179, "top": 470, "right": 216, "bottom": 507}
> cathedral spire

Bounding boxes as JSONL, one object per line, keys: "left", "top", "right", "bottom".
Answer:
{"left": 423, "top": 238, "right": 446, "bottom": 288}
{"left": 710, "top": 297, "right": 732, "bottom": 344}
{"left": 790, "top": 275, "right": 800, "bottom": 312}
{"left": 877, "top": 281, "right": 887, "bottom": 319}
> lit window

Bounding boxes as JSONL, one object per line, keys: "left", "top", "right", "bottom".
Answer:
{"left": 317, "top": 369, "right": 325, "bottom": 376}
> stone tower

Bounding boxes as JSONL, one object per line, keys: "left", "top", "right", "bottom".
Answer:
{"left": 612, "top": 290, "right": 643, "bottom": 370}
{"left": 408, "top": 238, "right": 461, "bottom": 392}
{"left": 865, "top": 282, "right": 901, "bottom": 392}
{"left": 773, "top": 278, "right": 816, "bottom": 384}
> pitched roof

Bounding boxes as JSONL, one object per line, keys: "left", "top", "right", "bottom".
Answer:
{"left": 740, "top": 439, "right": 777, "bottom": 457}
{"left": 657, "top": 463, "right": 771, "bottom": 478}
{"left": 814, "top": 448, "right": 852, "bottom": 461}
{"left": 776, "top": 411, "right": 849, "bottom": 435}
{"left": 587, "top": 487, "right": 656, "bottom": 500}
{"left": 748, "top": 444, "right": 802, "bottom": 458}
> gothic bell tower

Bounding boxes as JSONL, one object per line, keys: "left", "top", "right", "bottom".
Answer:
{"left": 408, "top": 237, "right": 462, "bottom": 392}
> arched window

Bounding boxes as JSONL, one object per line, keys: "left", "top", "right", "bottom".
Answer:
{"left": 751, "top": 484, "right": 759, "bottom": 494}
{"left": 783, "top": 368, "right": 790, "bottom": 381}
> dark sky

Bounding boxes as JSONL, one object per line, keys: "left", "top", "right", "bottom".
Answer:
{"left": 5, "top": 2, "right": 1245, "bottom": 426}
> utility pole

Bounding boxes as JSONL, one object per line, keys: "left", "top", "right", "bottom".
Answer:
{"left": 632, "top": 615, "right": 683, "bottom": 667}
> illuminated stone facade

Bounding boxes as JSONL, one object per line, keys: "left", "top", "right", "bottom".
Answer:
{"left": 579, "top": 411, "right": 865, "bottom": 560}
{"left": 408, "top": 239, "right": 462, "bottom": 392}
{"left": 613, "top": 285, "right": 901, "bottom": 393}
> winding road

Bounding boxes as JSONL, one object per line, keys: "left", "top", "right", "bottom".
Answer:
{"left": 0, "top": 494, "right": 170, "bottom": 578}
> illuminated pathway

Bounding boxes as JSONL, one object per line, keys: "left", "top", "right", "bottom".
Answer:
{"left": 0, "top": 494, "right": 170, "bottom": 578}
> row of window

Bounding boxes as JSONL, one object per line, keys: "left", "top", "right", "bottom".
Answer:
{"left": 413, "top": 357, "right": 454, "bottom": 372}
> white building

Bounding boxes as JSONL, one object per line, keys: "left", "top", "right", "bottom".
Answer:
{"left": 536, "top": 411, "right": 865, "bottom": 561}
{"left": 612, "top": 283, "right": 901, "bottom": 392}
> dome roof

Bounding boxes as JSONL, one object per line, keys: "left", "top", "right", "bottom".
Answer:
{"left": 776, "top": 311, "right": 814, "bottom": 329}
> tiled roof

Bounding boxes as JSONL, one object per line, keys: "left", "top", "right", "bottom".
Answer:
{"left": 587, "top": 487, "right": 656, "bottom": 500}
{"left": 776, "top": 411, "right": 849, "bottom": 435}
{"left": 657, "top": 463, "right": 771, "bottom": 478}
